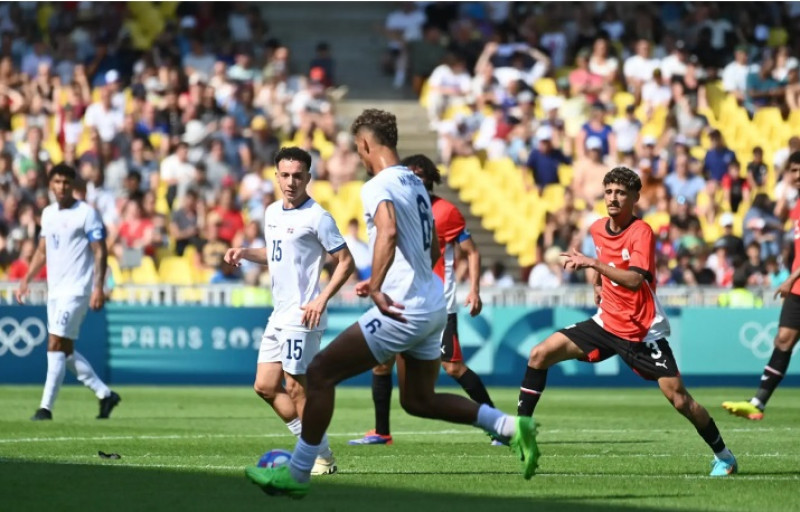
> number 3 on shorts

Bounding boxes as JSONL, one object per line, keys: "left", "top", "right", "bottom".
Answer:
{"left": 285, "top": 339, "right": 303, "bottom": 360}
{"left": 645, "top": 340, "right": 662, "bottom": 359}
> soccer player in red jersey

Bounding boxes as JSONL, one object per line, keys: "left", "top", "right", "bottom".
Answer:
{"left": 723, "top": 151, "right": 800, "bottom": 420}
{"left": 516, "top": 167, "right": 738, "bottom": 476}
{"left": 349, "top": 154, "right": 496, "bottom": 446}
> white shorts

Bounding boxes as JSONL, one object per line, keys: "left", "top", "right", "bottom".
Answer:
{"left": 47, "top": 295, "right": 89, "bottom": 340}
{"left": 257, "top": 323, "right": 322, "bottom": 376}
{"left": 358, "top": 306, "right": 447, "bottom": 364}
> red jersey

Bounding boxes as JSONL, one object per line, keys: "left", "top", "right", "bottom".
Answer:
{"left": 589, "top": 217, "right": 670, "bottom": 342}
{"left": 431, "top": 196, "right": 471, "bottom": 313}
{"left": 790, "top": 201, "right": 800, "bottom": 295}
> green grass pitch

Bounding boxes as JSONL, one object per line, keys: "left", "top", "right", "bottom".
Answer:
{"left": 1, "top": 386, "right": 798, "bottom": 512}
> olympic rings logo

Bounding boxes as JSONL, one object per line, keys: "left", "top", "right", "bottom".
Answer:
{"left": 739, "top": 321, "right": 778, "bottom": 359}
{"left": 0, "top": 317, "right": 47, "bottom": 357}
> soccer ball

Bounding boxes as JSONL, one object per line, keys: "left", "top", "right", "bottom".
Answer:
{"left": 257, "top": 449, "right": 292, "bottom": 468}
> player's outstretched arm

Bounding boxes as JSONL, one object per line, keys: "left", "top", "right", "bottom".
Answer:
{"left": 15, "top": 237, "right": 46, "bottom": 304}
{"left": 369, "top": 200, "right": 406, "bottom": 322}
{"left": 89, "top": 240, "right": 108, "bottom": 310}
{"left": 458, "top": 236, "right": 483, "bottom": 316}
{"left": 301, "top": 247, "right": 355, "bottom": 329}
{"left": 224, "top": 247, "right": 269, "bottom": 267}
{"left": 561, "top": 247, "right": 645, "bottom": 291}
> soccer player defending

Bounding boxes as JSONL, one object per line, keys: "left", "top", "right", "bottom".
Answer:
{"left": 516, "top": 167, "right": 738, "bottom": 477}
{"left": 225, "top": 147, "right": 355, "bottom": 476}
{"left": 349, "top": 153, "right": 498, "bottom": 446}
{"left": 245, "top": 109, "right": 539, "bottom": 498}
{"left": 16, "top": 163, "right": 121, "bottom": 420}
{"left": 723, "top": 150, "right": 800, "bottom": 420}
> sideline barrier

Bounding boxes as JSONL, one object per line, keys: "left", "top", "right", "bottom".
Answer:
{"left": 1, "top": 304, "right": 797, "bottom": 386}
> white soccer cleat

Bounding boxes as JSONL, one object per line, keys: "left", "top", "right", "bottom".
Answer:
{"left": 310, "top": 455, "right": 338, "bottom": 476}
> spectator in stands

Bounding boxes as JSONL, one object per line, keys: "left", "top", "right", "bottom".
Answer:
{"left": 743, "top": 240, "right": 767, "bottom": 285}
{"left": 721, "top": 160, "right": 750, "bottom": 213}
{"left": 588, "top": 36, "right": 619, "bottom": 84}
{"left": 409, "top": 23, "right": 446, "bottom": 96}
{"left": 215, "top": 115, "right": 251, "bottom": 177}
{"left": 212, "top": 187, "right": 245, "bottom": 246}
{"left": 665, "top": 154, "right": 706, "bottom": 204}
{"left": 569, "top": 48, "right": 605, "bottom": 105}
{"left": 250, "top": 115, "right": 279, "bottom": 169}
{"left": 527, "top": 246, "right": 564, "bottom": 289}
{"left": 159, "top": 141, "right": 196, "bottom": 209}
{"left": 383, "top": 2, "right": 427, "bottom": 89}
{"left": 525, "top": 125, "right": 571, "bottom": 194}
{"left": 721, "top": 44, "right": 751, "bottom": 104}
{"left": 6, "top": 237, "right": 45, "bottom": 281}
{"left": 183, "top": 37, "right": 216, "bottom": 79}
{"left": 326, "top": 131, "right": 360, "bottom": 191}
{"left": 674, "top": 95, "right": 708, "bottom": 148}
{"left": 481, "top": 260, "right": 515, "bottom": 288}
{"left": 703, "top": 130, "right": 736, "bottom": 184}
{"left": 747, "top": 146, "right": 768, "bottom": 189}
{"left": 575, "top": 102, "right": 615, "bottom": 161}
{"left": 170, "top": 189, "right": 204, "bottom": 257}
{"left": 426, "top": 53, "right": 472, "bottom": 129}
{"left": 573, "top": 137, "right": 608, "bottom": 204}
{"left": 641, "top": 68, "right": 672, "bottom": 111}
{"left": 745, "top": 54, "right": 784, "bottom": 113}
{"left": 715, "top": 212, "right": 746, "bottom": 262}
{"left": 660, "top": 40, "right": 688, "bottom": 81}
{"left": 671, "top": 248, "right": 694, "bottom": 285}
{"left": 764, "top": 254, "right": 789, "bottom": 288}
{"left": 200, "top": 212, "right": 230, "bottom": 270}
{"left": 623, "top": 39, "right": 660, "bottom": 98}
{"left": 342, "top": 218, "right": 371, "bottom": 281}
{"left": 114, "top": 198, "right": 155, "bottom": 259}
{"left": 612, "top": 104, "right": 641, "bottom": 156}
{"left": 84, "top": 86, "right": 124, "bottom": 143}
{"left": 743, "top": 193, "right": 782, "bottom": 260}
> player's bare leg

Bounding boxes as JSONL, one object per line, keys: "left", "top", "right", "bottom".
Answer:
{"left": 659, "top": 376, "right": 737, "bottom": 475}
{"left": 284, "top": 373, "right": 307, "bottom": 419}
{"left": 518, "top": 332, "right": 586, "bottom": 415}
{"left": 723, "top": 326, "right": 799, "bottom": 420}
{"left": 281, "top": 371, "right": 336, "bottom": 475}
{"left": 254, "top": 362, "right": 298, "bottom": 422}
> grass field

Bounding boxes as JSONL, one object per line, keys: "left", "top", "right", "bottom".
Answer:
{"left": 1, "top": 385, "right": 798, "bottom": 512}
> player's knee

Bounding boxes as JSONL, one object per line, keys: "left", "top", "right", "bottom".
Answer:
{"left": 305, "top": 357, "right": 334, "bottom": 391}
{"left": 528, "top": 346, "right": 548, "bottom": 369}
{"left": 284, "top": 377, "right": 305, "bottom": 400}
{"left": 442, "top": 361, "right": 465, "bottom": 378}
{"left": 399, "top": 394, "right": 430, "bottom": 418}
{"left": 774, "top": 331, "right": 797, "bottom": 351}
{"left": 373, "top": 362, "right": 393, "bottom": 376}
{"left": 669, "top": 391, "right": 692, "bottom": 413}
{"left": 253, "top": 381, "right": 279, "bottom": 401}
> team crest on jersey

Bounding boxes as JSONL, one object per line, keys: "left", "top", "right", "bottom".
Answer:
{"left": 621, "top": 248, "right": 630, "bottom": 261}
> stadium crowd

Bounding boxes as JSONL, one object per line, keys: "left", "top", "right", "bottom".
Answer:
{"left": 0, "top": 2, "right": 799, "bottom": 294}
{"left": 389, "top": 1, "right": 800, "bottom": 290}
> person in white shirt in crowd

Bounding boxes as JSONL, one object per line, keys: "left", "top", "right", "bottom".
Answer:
{"left": 159, "top": 142, "right": 197, "bottom": 208}
{"left": 623, "top": 39, "right": 660, "bottom": 98}
{"left": 613, "top": 104, "right": 642, "bottom": 155}
{"left": 660, "top": 40, "right": 689, "bottom": 81}
{"left": 426, "top": 54, "right": 472, "bottom": 128}
{"left": 642, "top": 68, "right": 673, "bottom": 111}
{"left": 588, "top": 36, "right": 619, "bottom": 84}
{"left": 383, "top": 2, "right": 427, "bottom": 89}
{"left": 481, "top": 260, "right": 515, "bottom": 289}
{"left": 83, "top": 86, "right": 124, "bottom": 143}
{"left": 16, "top": 164, "right": 121, "bottom": 421}
{"left": 528, "top": 246, "right": 564, "bottom": 290}
{"left": 721, "top": 45, "right": 752, "bottom": 104}
{"left": 182, "top": 37, "right": 216, "bottom": 80}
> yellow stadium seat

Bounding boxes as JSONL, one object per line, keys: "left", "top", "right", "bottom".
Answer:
{"left": 158, "top": 256, "right": 194, "bottom": 285}
{"left": 419, "top": 80, "right": 430, "bottom": 108}
{"left": 107, "top": 255, "right": 128, "bottom": 285}
{"left": 130, "top": 256, "right": 159, "bottom": 285}
{"left": 182, "top": 245, "right": 199, "bottom": 265}
{"left": 533, "top": 78, "right": 557, "bottom": 96}
{"left": 448, "top": 156, "right": 482, "bottom": 190}
{"left": 613, "top": 91, "right": 635, "bottom": 114}
{"left": 541, "top": 184, "right": 566, "bottom": 212}
{"left": 310, "top": 180, "right": 334, "bottom": 208}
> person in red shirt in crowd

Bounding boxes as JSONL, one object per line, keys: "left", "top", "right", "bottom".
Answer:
{"left": 115, "top": 198, "right": 155, "bottom": 257}
{"left": 724, "top": 151, "right": 800, "bottom": 420}
{"left": 213, "top": 186, "right": 245, "bottom": 245}
{"left": 7, "top": 238, "right": 47, "bottom": 281}
{"left": 516, "top": 166, "right": 738, "bottom": 477}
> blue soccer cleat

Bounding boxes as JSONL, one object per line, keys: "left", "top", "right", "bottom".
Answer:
{"left": 709, "top": 455, "right": 738, "bottom": 477}
{"left": 348, "top": 430, "right": 393, "bottom": 445}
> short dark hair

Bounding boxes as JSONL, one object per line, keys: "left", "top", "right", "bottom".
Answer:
{"left": 350, "top": 109, "right": 398, "bottom": 149}
{"left": 789, "top": 150, "right": 800, "bottom": 166}
{"left": 732, "top": 266, "right": 749, "bottom": 288}
{"left": 401, "top": 154, "right": 441, "bottom": 191}
{"left": 274, "top": 146, "right": 312, "bottom": 172}
{"left": 48, "top": 163, "right": 77, "bottom": 182}
{"left": 602, "top": 166, "right": 642, "bottom": 192}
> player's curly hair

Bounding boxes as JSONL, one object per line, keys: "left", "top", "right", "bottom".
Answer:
{"left": 603, "top": 166, "right": 642, "bottom": 192}
{"left": 48, "top": 163, "right": 77, "bottom": 182}
{"left": 274, "top": 146, "right": 312, "bottom": 172}
{"left": 350, "top": 109, "right": 398, "bottom": 149}
{"left": 401, "top": 154, "right": 440, "bottom": 191}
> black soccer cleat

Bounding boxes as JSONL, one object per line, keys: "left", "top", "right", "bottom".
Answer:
{"left": 31, "top": 408, "right": 52, "bottom": 421}
{"left": 97, "top": 391, "right": 121, "bottom": 419}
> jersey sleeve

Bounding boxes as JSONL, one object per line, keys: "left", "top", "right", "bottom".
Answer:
{"left": 317, "top": 211, "right": 347, "bottom": 254}
{"left": 84, "top": 206, "right": 106, "bottom": 242}
{"left": 361, "top": 179, "right": 393, "bottom": 219}
{"left": 438, "top": 203, "right": 469, "bottom": 244}
{"left": 629, "top": 223, "right": 654, "bottom": 283}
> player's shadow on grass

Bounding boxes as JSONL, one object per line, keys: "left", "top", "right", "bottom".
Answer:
{"left": 0, "top": 459, "right": 708, "bottom": 512}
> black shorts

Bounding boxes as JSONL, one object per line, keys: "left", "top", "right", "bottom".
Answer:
{"left": 441, "top": 313, "right": 463, "bottom": 363}
{"left": 559, "top": 320, "right": 679, "bottom": 381}
{"left": 779, "top": 293, "right": 800, "bottom": 329}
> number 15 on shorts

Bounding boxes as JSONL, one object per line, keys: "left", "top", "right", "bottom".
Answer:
{"left": 285, "top": 339, "right": 303, "bottom": 360}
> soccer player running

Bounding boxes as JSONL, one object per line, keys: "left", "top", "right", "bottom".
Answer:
{"left": 516, "top": 167, "right": 738, "bottom": 477}
{"left": 245, "top": 109, "right": 539, "bottom": 498}
{"left": 349, "top": 153, "right": 498, "bottom": 446}
{"left": 225, "top": 147, "right": 355, "bottom": 476}
{"left": 723, "top": 150, "right": 800, "bottom": 420}
{"left": 15, "top": 163, "right": 121, "bottom": 421}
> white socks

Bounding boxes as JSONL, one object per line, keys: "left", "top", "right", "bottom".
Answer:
{"left": 40, "top": 351, "right": 66, "bottom": 411}
{"left": 285, "top": 418, "right": 332, "bottom": 459}
{"left": 66, "top": 351, "right": 111, "bottom": 399}
{"left": 474, "top": 404, "right": 516, "bottom": 438}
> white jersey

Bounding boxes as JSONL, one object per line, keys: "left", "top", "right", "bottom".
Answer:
{"left": 264, "top": 197, "right": 346, "bottom": 331}
{"left": 361, "top": 166, "right": 445, "bottom": 313}
{"left": 40, "top": 200, "right": 105, "bottom": 298}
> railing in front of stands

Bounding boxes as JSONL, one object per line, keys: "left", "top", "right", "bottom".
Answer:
{"left": 0, "top": 283, "right": 783, "bottom": 308}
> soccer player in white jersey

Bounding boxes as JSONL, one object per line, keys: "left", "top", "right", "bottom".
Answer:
{"left": 225, "top": 147, "right": 355, "bottom": 476}
{"left": 245, "top": 109, "right": 540, "bottom": 499}
{"left": 15, "top": 163, "right": 120, "bottom": 421}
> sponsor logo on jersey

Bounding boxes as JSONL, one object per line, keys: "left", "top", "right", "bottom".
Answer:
{"left": 621, "top": 248, "right": 630, "bottom": 261}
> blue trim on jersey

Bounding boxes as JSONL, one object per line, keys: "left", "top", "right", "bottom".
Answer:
{"left": 87, "top": 226, "right": 106, "bottom": 242}
{"left": 328, "top": 242, "right": 347, "bottom": 255}
{"left": 282, "top": 196, "right": 312, "bottom": 211}
{"left": 456, "top": 230, "right": 471, "bottom": 243}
